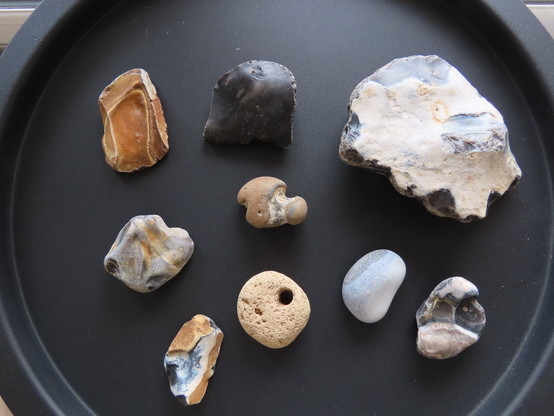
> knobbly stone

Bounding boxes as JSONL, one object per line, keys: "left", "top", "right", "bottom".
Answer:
{"left": 99, "top": 68, "right": 169, "bottom": 172}
{"left": 237, "top": 271, "right": 310, "bottom": 348}
{"left": 204, "top": 60, "right": 296, "bottom": 148}
{"left": 339, "top": 55, "right": 521, "bottom": 222}
{"left": 416, "top": 276, "right": 486, "bottom": 359}
{"left": 342, "top": 249, "right": 406, "bottom": 323}
{"left": 237, "top": 176, "right": 307, "bottom": 228}
{"left": 104, "top": 215, "right": 194, "bottom": 292}
{"left": 164, "top": 314, "right": 223, "bottom": 406}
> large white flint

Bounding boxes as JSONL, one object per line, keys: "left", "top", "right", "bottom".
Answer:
{"left": 339, "top": 55, "right": 521, "bottom": 222}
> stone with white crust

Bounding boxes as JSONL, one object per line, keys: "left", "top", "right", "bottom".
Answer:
{"left": 339, "top": 55, "right": 521, "bottom": 222}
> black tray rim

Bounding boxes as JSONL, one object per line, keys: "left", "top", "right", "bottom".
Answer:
{"left": 0, "top": 0, "right": 553, "bottom": 414}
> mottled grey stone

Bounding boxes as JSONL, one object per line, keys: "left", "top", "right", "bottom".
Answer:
{"left": 104, "top": 215, "right": 194, "bottom": 292}
{"left": 416, "top": 276, "right": 486, "bottom": 359}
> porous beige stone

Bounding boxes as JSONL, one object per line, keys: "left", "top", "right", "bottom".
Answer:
{"left": 237, "top": 271, "right": 310, "bottom": 348}
{"left": 237, "top": 177, "right": 307, "bottom": 228}
{"left": 99, "top": 68, "right": 169, "bottom": 172}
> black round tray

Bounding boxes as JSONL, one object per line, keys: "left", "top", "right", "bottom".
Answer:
{"left": 1, "top": 0, "right": 553, "bottom": 415}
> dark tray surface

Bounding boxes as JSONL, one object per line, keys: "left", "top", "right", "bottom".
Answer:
{"left": 1, "top": 0, "right": 553, "bottom": 415}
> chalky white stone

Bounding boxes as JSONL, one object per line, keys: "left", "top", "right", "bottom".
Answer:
{"left": 339, "top": 55, "right": 521, "bottom": 222}
{"left": 342, "top": 250, "right": 406, "bottom": 323}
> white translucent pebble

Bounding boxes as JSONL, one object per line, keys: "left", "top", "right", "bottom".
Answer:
{"left": 342, "top": 249, "right": 406, "bottom": 323}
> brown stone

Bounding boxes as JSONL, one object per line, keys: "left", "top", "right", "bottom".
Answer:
{"left": 99, "top": 68, "right": 169, "bottom": 172}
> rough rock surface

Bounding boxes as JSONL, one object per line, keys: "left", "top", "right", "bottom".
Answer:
{"left": 99, "top": 68, "right": 169, "bottom": 172}
{"left": 164, "top": 314, "right": 223, "bottom": 406}
{"left": 342, "top": 249, "right": 406, "bottom": 323}
{"left": 416, "top": 276, "right": 486, "bottom": 359}
{"left": 237, "top": 176, "right": 307, "bottom": 228}
{"left": 204, "top": 60, "right": 296, "bottom": 148}
{"left": 104, "top": 215, "right": 194, "bottom": 292}
{"left": 237, "top": 271, "right": 310, "bottom": 348}
{"left": 339, "top": 55, "right": 521, "bottom": 222}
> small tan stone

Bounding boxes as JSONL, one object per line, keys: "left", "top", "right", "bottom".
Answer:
{"left": 237, "top": 271, "right": 310, "bottom": 348}
{"left": 99, "top": 68, "right": 169, "bottom": 172}
{"left": 237, "top": 177, "right": 307, "bottom": 228}
{"left": 164, "top": 315, "right": 223, "bottom": 406}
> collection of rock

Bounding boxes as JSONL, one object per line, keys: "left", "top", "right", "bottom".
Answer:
{"left": 98, "top": 55, "right": 517, "bottom": 406}
{"left": 341, "top": 251, "right": 485, "bottom": 359}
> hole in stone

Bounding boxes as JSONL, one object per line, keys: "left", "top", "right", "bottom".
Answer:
{"left": 255, "top": 308, "right": 262, "bottom": 315}
{"left": 279, "top": 289, "right": 293, "bottom": 305}
{"left": 105, "top": 259, "right": 119, "bottom": 275}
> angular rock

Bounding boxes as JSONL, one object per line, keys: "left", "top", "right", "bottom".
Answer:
{"left": 342, "top": 249, "right": 406, "bottom": 323}
{"left": 416, "top": 276, "right": 486, "bottom": 359}
{"left": 100, "top": 68, "right": 169, "bottom": 172}
{"left": 164, "top": 314, "right": 223, "bottom": 406}
{"left": 104, "top": 215, "right": 194, "bottom": 292}
{"left": 237, "top": 271, "right": 310, "bottom": 348}
{"left": 339, "top": 55, "right": 521, "bottom": 222}
{"left": 237, "top": 176, "right": 307, "bottom": 228}
{"left": 204, "top": 60, "right": 296, "bottom": 148}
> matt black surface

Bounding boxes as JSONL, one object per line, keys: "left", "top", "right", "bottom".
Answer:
{"left": 204, "top": 60, "right": 296, "bottom": 147}
{"left": 0, "top": 0, "right": 553, "bottom": 415}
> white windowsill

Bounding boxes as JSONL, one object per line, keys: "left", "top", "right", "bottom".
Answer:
{"left": 0, "top": 7, "right": 33, "bottom": 48}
